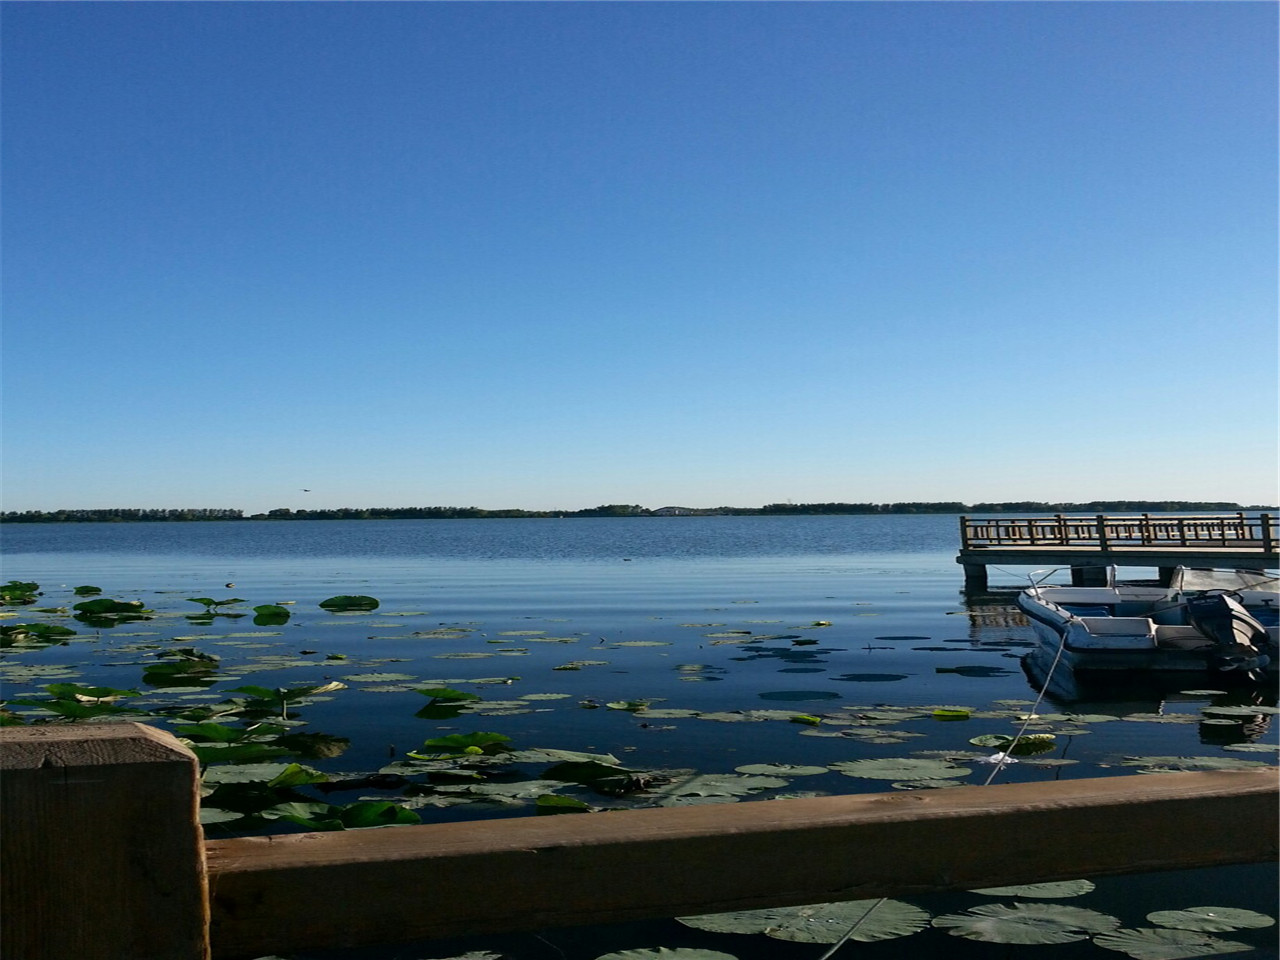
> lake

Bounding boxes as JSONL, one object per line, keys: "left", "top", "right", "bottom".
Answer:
{"left": 2, "top": 516, "right": 1276, "bottom": 960}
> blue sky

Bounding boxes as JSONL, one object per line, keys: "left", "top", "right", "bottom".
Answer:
{"left": 3, "top": 2, "right": 1276, "bottom": 513}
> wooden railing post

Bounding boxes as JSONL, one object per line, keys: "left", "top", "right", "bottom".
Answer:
{"left": 0, "top": 723, "right": 209, "bottom": 960}
{"left": 1263, "top": 514, "right": 1275, "bottom": 554}
{"left": 1096, "top": 515, "right": 1110, "bottom": 550}
{"left": 959, "top": 515, "right": 970, "bottom": 549}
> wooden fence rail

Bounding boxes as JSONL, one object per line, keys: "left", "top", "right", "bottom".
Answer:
{"left": 2, "top": 724, "right": 1277, "bottom": 960}
{"left": 960, "top": 513, "right": 1276, "bottom": 551}
{"left": 956, "top": 514, "right": 1277, "bottom": 589}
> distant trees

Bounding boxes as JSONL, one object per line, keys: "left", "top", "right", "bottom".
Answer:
{"left": 2, "top": 501, "right": 1270, "bottom": 523}
{"left": 0, "top": 508, "right": 243, "bottom": 523}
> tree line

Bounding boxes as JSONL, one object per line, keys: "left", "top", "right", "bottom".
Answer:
{"left": 1, "top": 501, "right": 1271, "bottom": 523}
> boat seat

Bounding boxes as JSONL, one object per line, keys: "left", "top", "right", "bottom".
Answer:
{"left": 1154, "top": 625, "right": 1214, "bottom": 651}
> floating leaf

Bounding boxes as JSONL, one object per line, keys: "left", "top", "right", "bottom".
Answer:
{"left": 72, "top": 597, "right": 149, "bottom": 617}
{"left": 319, "top": 595, "right": 380, "bottom": 612}
{"left": 936, "top": 665, "right": 1013, "bottom": 677}
{"left": 968, "top": 733, "right": 1057, "bottom": 756}
{"left": 202, "top": 762, "right": 328, "bottom": 786}
{"left": 343, "top": 673, "right": 416, "bottom": 683}
{"left": 1092, "top": 927, "right": 1252, "bottom": 959}
{"left": 933, "top": 902, "right": 1119, "bottom": 943}
{"left": 1203, "top": 705, "right": 1280, "bottom": 716}
{"left": 833, "top": 673, "right": 909, "bottom": 683}
{"left": 1145, "top": 907, "right": 1275, "bottom": 933}
{"left": 417, "top": 687, "right": 482, "bottom": 702}
{"left": 1120, "top": 756, "right": 1270, "bottom": 772}
{"left": 252, "top": 604, "right": 291, "bottom": 625}
{"left": 0, "top": 581, "right": 40, "bottom": 604}
{"left": 831, "top": 758, "right": 971, "bottom": 781}
{"left": 535, "top": 794, "right": 592, "bottom": 814}
{"left": 413, "top": 732, "right": 512, "bottom": 757}
{"left": 969, "top": 880, "right": 1096, "bottom": 898}
{"left": 646, "top": 774, "right": 787, "bottom": 802}
{"left": 734, "top": 763, "right": 828, "bottom": 776}
{"left": 594, "top": 949, "right": 739, "bottom": 960}
{"left": 1, "top": 623, "right": 77, "bottom": 646}
{"left": 679, "top": 899, "right": 929, "bottom": 943}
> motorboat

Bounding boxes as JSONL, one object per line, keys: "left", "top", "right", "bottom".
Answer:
{"left": 1017, "top": 567, "right": 1278, "bottom": 683}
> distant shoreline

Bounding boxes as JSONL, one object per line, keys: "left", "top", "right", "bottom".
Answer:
{"left": 2, "top": 501, "right": 1274, "bottom": 523}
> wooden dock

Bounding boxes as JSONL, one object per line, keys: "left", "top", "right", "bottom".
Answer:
{"left": 2, "top": 723, "right": 1277, "bottom": 960}
{"left": 957, "top": 513, "right": 1277, "bottom": 589}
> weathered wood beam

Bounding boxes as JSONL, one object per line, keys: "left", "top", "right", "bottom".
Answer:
{"left": 0, "top": 723, "right": 210, "bottom": 960}
{"left": 206, "top": 770, "right": 1278, "bottom": 959}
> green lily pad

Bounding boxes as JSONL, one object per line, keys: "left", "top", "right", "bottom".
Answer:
{"left": 1092, "top": 927, "right": 1252, "bottom": 959}
{"left": 1204, "top": 705, "right": 1280, "bottom": 716}
{"left": 1222, "top": 742, "right": 1280, "bottom": 753}
{"left": 646, "top": 774, "right": 788, "bottom": 802}
{"left": 831, "top": 758, "right": 972, "bottom": 781}
{"left": 1145, "top": 907, "right": 1274, "bottom": 932}
{"left": 201, "top": 762, "right": 328, "bottom": 786}
{"left": 969, "top": 880, "right": 1096, "bottom": 898}
{"left": 343, "top": 673, "right": 416, "bottom": 683}
{"left": 1120, "top": 756, "right": 1270, "bottom": 772}
{"left": 594, "top": 949, "right": 739, "bottom": 960}
{"left": 933, "top": 902, "right": 1120, "bottom": 943}
{"left": 679, "top": 899, "right": 929, "bottom": 942}
{"left": 319, "top": 595, "right": 380, "bottom": 612}
{"left": 535, "top": 794, "right": 593, "bottom": 814}
{"left": 734, "top": 763, "right": 828, "bottom": 776}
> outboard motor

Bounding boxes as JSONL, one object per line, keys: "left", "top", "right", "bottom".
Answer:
{"left": 1184, "top": 592, "right": 1272, "bottom": 677}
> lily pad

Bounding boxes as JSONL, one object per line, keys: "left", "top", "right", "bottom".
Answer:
{"left": 833, "top": 674, "right": 909, "bottom": 682}
{"left": 831, "top": 758, "right": 972, "bottom": 781}
{"left": 1092, "top": 927, "right": 1252, "bottom": 959}
{"left": 319, "top": 595, "right": 380, "bottom": 612}
{"left": 679, "top": 899, "right": 929, "bottom": 943}
{"left": 969, "top": 880, "right": 1096, "bottom": 898}
{"left": 1145, "top": 907, "right": 1274, "bottom": 932}
{"left": 646, "top": 773, "right": 788, "bottom": 802}
{"left": 734, "top": 763, "right": 828, "bottom": 776}
{"left": 594, "top": 949, "right": 739, "bottom": 960}
{"left": 932, "top": 902, "right": 1120, "bottom": 944}
{"left": 1120, "top": 756, "right": 1270, "bottom": 772}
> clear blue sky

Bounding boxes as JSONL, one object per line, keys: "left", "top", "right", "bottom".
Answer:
{"left": 3, "top": 2, "right": 1276, "bottom": 514}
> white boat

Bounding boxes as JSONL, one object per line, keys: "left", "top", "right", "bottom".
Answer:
{"left": 1017, "top": 567, "right": 1279, "bottom": 682}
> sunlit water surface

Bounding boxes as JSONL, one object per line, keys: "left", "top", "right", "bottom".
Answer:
{"left": 3, "top": 517, "right": 1275, "bottom": 960}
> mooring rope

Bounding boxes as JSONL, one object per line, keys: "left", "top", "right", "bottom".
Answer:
{"left": 815, "top": 568, "right": 1074, "bottom": 958}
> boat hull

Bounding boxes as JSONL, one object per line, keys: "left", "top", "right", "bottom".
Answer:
{"left": 1016, "top": 568, "right": 1278, "bottom": 681}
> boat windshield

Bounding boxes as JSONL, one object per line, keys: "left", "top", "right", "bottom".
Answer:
{"left": 1174, "top": 568, "right": 1279, "bottom": 592}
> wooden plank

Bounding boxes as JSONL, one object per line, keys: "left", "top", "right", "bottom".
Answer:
{"left": 0, "top": 723, "right": 210, "bottom": 960}
{"left": 206, "top": 770, "right": 1277, "bottom": 959}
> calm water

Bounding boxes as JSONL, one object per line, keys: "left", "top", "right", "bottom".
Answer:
{"left": 2, "top": 517, "right": 1276, "bottom": 960}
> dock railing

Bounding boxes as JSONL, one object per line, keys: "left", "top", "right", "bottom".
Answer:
{"left": 960, "top": 513, "right": 1276, "bottom": 552}
{"left": 2, "top": 723, "right": 1277, "bottom": 960}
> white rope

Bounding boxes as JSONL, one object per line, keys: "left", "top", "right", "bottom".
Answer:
{"left": 814, "top": 897, "right": 889, "bottom": 960}
{"left": 816, "top": 569, "right": 1073, "bottom": 958}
